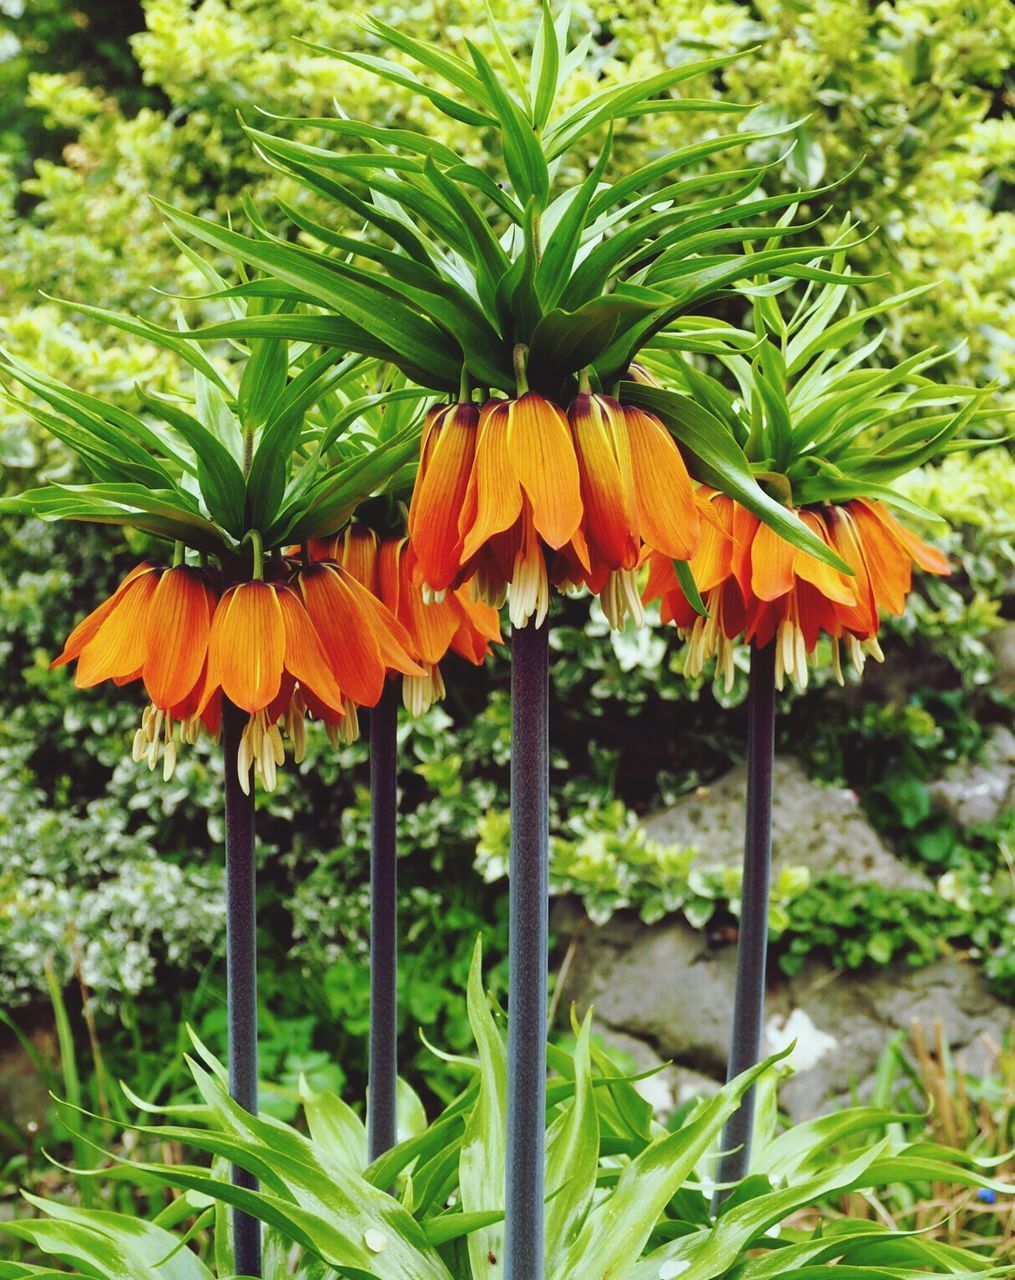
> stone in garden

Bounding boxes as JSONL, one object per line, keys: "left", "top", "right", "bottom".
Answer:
{"left": 557, "top": 896, "right": 1012, "bottom": 1122}
{"left": 642, "top": 755, "right": 930, "bottom": 890}
{"left": 556, "top": 755, "right": 1012, "bottom": 1120}
{"left": 988, "top": 622, "right": 1015, "bottom": 699}
{"left": 928, "top": 725, "right": 1015, "bottom": 828}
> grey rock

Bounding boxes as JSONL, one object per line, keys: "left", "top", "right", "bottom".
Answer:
{"left": 556, "top": 902, "right": 1012, "bottom": 1123}
{"left": 643, "top": 756, "right": 929, "bottom": 890}
{"left": 929, "top": 725, "right": 1015, "bottom": 828}
{"left": 988, "top": 622, "right": 1015, "bottom": 698}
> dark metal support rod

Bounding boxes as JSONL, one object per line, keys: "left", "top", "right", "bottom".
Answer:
{"left": 222, "top": 700, "right": 262, "bottom": 1276}
{"left": 504, "top": 618, "right": 550, "bottom": 1280}
{"left": 368, "top": 680, "right": 399, "bottom": 1162}
{"left": 714, "top": 640, "right": 777, "bottom": 1206}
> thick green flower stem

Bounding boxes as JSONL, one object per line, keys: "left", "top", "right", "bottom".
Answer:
{"left": 368, "top": 681, "right": 399, "bottom": 1162}
{"left": 222, "top": 699, "right": 262, "bottom": 1277}
{"left": 713, "top": 641, "right": 776, "bottom": 1208}
{"left": 505, "top": 617, "right": 550, "bottom": 1280}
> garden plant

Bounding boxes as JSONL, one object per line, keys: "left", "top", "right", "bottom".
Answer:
{"left": 0, "top": 2, "right": 1012, "bottom": 1279}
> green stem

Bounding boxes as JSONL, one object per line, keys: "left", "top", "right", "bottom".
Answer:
{"left": 172, "top": 540, "right": 185, "bottom": 568}
{"left": 459, "top": 366, "right": 473, "bottom": 404}
{"left": 243, "top": 530, "right": 265, "bottom": 581}
{"left": 514, "top": 345, "right": 530, "bottom": 396}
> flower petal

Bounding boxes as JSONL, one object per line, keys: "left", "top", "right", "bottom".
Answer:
{"left": 506, "top": 393, "right": 582, "bottom": 549}
{"left": 298, "top": 564, "right": 389, "bottom": 705}
{"left": 569, "top": 394, "right": 637, "bottom": 568}
{"left": 74, "top": 570, "right": 161, "bottom": 688}
{"left": 792, "top": 511, "right": 856, "bottom": 607}
{"left": 143, "top": 567, "right": 216, "bottom": 709}
{"left": 857, "top": 499, "right": 949, "bottom": 576}
{"left": 52, "top": 564, "right": 156, "bottom": 669}
{"left": 206, "top": 582, "right": 286, "bottom": 713}
{"left": 842, "top": 501, "right": 911, "bottom": 614}
{"left": 409, "top": 402, "right": 479, "bottom": 590}
{"left": 750, "top": 520, "right": 797, "bottom": 602}
{"left": 277, "top": 586, "right": 346, "bottom": 714}
{"left": 623, "top": 404, "right": 700, "bottom": 561}
{"left": 460, "top": 401, "right": 523, "bottom": 562}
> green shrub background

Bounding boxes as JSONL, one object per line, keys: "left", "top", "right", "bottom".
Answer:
{"left": 0, "top": 0, "right": 1012, "bottom": 1117}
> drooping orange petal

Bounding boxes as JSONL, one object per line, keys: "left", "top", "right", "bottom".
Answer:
{"left": 506, "top": 392, "right": 582, "bottom": 550}
{"left": 277, "top": 586, "right": 346, "bottom": 715}
{"left": 460, "top": 402, "right": 523, "bottom": 562}
{"left": 796, "top": 581, "right": 842, "bottom": 650}
{"left": 205, "top": 581, "right": 286, "bottom": 713}
{"left": 568, "top": 394, "right": 637, "bottom": 569}
{"left": 143, "top": 567, "right": 216, "bottom": 709}
{"left": 448, "top": 589, "right": 502, "bottom": 664}
{"left": 408, "top": 402, "right": 479, "bottom": 590}
{"left": 843, "top": 502, "right": 911, "bottom": 615}
{"left": 382, "top": 538, "right": 458, "bottom": 665}
{"left": 688, "top": 494, "right": 736, "bottom": 594}
{"left": 338, "top": 523, "right": 381, "bottom": 594}
{"left": 297, "top": 564, "right": 388, "bottom": 706}
{"left": 74, "top": 570, "right": 161, "bottom": 688}
{"left": 52, "top": 564, "right": 156, "bottom": 669}
{"left": 750, "top": 520, "right": 798, "bottom": 602}
{"left": 857, "top": 499, "right": 949, "bottom": 576}
{"left": 792, "top": 511, "right": 856, "bottom": 607}
{"left": 641, "top": 549, "right": 680, "bottom": 605}
{"left": 622, "top": 404, "right": 700, "bottom": 561}
{"left": 824, "top": 506, "right": 878, "bottom": 637}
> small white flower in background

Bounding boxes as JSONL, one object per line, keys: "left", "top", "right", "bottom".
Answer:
{"left": 765, "top": 1008, "right": 838, "bottom": 1073}
{"left": 938, "top": 870, "right": 973, "bottom": 911}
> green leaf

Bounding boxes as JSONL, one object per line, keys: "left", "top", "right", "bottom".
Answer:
{"left": 620, "top": 383, "right": 851, "bottom": 574}
{"left": 458, "top": 938, "right": 507, "bottom": 1277}
{"left": 153, "top": 201, "right": 463, "bottom": 391}
{"left": 673, "top": 559, "right": 707, "bottom": 617}
{"left": 526, "top": 297, "right": 652, "bottom": 393}
{"left": 133, "top": 387, "right": 246, "bottom": 536}
{"left": 41, "top": 294, "right": 231, "bottom": 393}
{"left": 551, "top": 1054, "right": 786, "bottom": 1280}
{"left": 467, "top": 41, "right": 549, "bottom": 207}
{"left": 545, "top": 1012, "right": 599, "bottom": 1275}
{"left": 530, "top": 0, "right": 562, "bottom": 131}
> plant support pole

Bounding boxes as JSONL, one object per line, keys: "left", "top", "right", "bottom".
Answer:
{"left": 368, "top": 681, "right": 399, "bottom": 1161}
{"left": 714, "top": 640, "right": 776, "bottom": 1205}
{"left": 505, "top": 618, "right": 550, "bottom": 1280}
{"left": 223, "top": 700, "right": 262, "bottom": 1277}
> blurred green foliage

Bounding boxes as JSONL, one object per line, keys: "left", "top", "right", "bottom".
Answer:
{"left": 0, "top": 0, "right": 1012, "bottom": 1187}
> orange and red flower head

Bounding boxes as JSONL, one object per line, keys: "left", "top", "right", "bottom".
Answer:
{"left": 560, "top": 393, "right": 700, "bottom": 627}
{"left": 52, "top": 546, "right": 428, "bottom": 791}
{"left": 644, "top": 492, "right": 948, "bottom": 690}
{"left": 407, "top": 390, "right": 701, "bottom": 629}
{"left": 52, "top": 562, "right": 219, "bottom": 775}
{"left": 325, "top": 522, "right": 501, "bottom": 714}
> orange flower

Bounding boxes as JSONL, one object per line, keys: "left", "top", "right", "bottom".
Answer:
{"left": 376, "top": 537, "right": 501, "bottom": 714}
{"left": 563, "top": 393, "right": 700, "bottom": 627}
{"left": 293, "top": 559, "right": 423, "bottom": 707}
{"left": 644, "top": 493, "right": 949, "bottom": 690}
{"left": 407, "top": 401, "right": 480, "bottom": 593}
{"left": 324, "top": 522, "right": 501, "bottom": 714}
{"left": 52, "top": 562, "right": 219, "bottom": 776}
{"left": 196, "top": 579, "right": 349, "bottom": 791}
{"left": 406, "top": 393, "right": 583, "bottom": 626}
{"left": 643, "top": 490, "right": 747, "bottom": 690}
